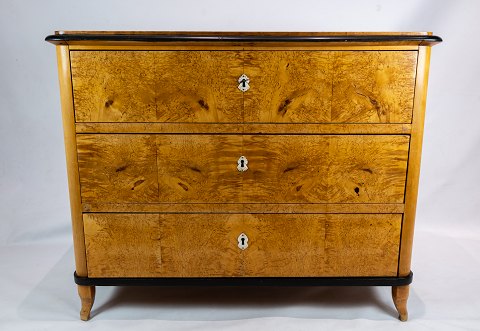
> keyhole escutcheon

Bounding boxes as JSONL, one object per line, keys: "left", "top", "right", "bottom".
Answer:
{"left": 237, "top": 74, "right": 250, "bottom": 92}
{"left": 238, "top": 233, "right": 249, "bottom": 250}
{"left": 237, "top": 156, "right": 248, "bottom": 172}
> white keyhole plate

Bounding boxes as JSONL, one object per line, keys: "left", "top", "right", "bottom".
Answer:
{"left": 237, "top": 233, "right": 249, "bottom": 250}
{"left": 237, "top": 74, "right": 250, "bottom": 92}
{"left": 237, "top": 156, "right": 248, "bottom": 172}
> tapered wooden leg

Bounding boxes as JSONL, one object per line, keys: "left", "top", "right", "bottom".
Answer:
{"left": 78, "top": 285, "right": 95, "bottom": 321}
{"left": 392, "top": 285, "right": 409, "bottom": 321}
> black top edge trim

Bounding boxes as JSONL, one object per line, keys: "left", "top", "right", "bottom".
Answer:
{"left": 45, "top": 34, "right": 442, "bottom": 43}
{"left": 74, "top": 271, "right": 413, "bottom": 287}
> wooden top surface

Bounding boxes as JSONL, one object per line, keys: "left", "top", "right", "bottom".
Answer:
{"left": 45, "top": 31, "right": 442, "bottom": 46}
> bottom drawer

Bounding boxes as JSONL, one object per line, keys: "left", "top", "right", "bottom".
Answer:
{"left": 83, "top": 213, "right": 401, "bottom": 278}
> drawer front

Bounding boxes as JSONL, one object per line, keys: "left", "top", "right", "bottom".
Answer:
{"left": 71, "top": 51, "right": 244, "bottom": 122}
{"left": 242, "top": 134, "right": 409, "bottom": 203}
{"left": 71, "top": 50, "right": 416, "bottom": 124}
{"left": 77, "top": 134, "right": 243, "bottom": 203}
{"left": 83, "top": 213, "right": 401, "bottom": 277}
{"left": 244, "top": 51, "right": 417, "bottom": 123}
{"left": 77, "top": 134, "right": 409, "bottom": 204}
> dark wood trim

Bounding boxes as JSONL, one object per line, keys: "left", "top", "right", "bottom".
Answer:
{"left": 46, "top": 33, "right": 442, "bottom": 46}
{"left": 74, "top": 271, "right": 413, "bottom": 287}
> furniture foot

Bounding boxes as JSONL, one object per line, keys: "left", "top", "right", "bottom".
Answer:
{"left": 392, "top": 285, "right": 409, "bottom": 321}
{"left": 78, "top": 285, "right": 95, "bottom": 321}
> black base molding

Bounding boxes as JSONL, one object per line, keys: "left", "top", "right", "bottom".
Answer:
{"left": 74, "top": 271, "right": 413, "bottom": 287}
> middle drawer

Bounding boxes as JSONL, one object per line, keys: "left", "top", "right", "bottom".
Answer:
{"left": 77, "top": 134, "right": 409, "bottom": 204}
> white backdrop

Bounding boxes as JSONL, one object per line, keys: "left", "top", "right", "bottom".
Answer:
{"left": 1, "top": 0, "right": 479, "bottom": 330}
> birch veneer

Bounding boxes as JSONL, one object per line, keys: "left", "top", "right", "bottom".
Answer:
{"left": 46, "top": 31, "right": 441, "bottom": 321}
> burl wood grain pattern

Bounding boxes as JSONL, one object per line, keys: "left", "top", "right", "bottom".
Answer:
{"left": 324, "top": 214, "right": 401, "bottom": 276}
{"left": 242, "top": 214, "right": 401, "bottom": 276}
{"left": 243, "top": 51, "right": 417, "bottom": 123}
{"left": 83, "top": 213, "right": 401, "bottom": 277}
{"left": 76, "top": 134, "right": 160, "bottom": 203}
{"left": 83, "top": 202, "right": 405, "bottom": 214}
{"left": 75, "top": 122, "right": 412, "bottom": 134}
{"left": 71, "top": 51, "right": 243, "bottom": 122}
{"left": 331, "top": 51, "right": 417, "bottom": 123}
{"left": 76, "top": 134, "right": 409, "bottom": 204}
{"left": 71, "top": 50, "right": 416, "bottom": 124}
{"left": 242, "top": 135, "right": 409, "bottom": 203}
{"left": 240, "top": 214, "right": 326, "bottom": 276}
{"left": 76, "top": 134, "right": 243, "bottom": 203}
{"left": 49, "top": 32, "right": 441, "bottom": 322}
{"left": 84, "top": 213, "right": 241, "bottom": 277}
{"left": 392, "top": 285, "right": 410, "bottom": 321}
{"left": 244, "top": 51, "right": 331, "bottom": 123}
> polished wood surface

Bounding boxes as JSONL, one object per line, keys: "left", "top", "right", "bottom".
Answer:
{"left": 46, "top": 31, "right": 441, "bottom": 47}
{"left": 78, "top": 285, "right": 95, "bottom": 321}
{"left": 244, "top": 51, "right": 331, "bottom": 123}
{"left": 331, "top": 51, "right": 416, "bottom": 123}
{"left": 82, "top": 202, "right": 405, "bottom": 214}
{"left": 76, "top": 134, "right": 409, "bottom": 204}
{"left": 68, "top": 45, "right": 420, "bottom": 51}
{"left": 49, "top": 31, "right": 440, "bottom": 320}
{"left": 392, "top": 285, "right": 409, "bottom": 321}
{"left": 75, "top": 123, "right": 412, "bottom": 134}
{"left": 71, "top": 50, "right": 415, "bottom": 123}
{"left": 54, "top": 31, "right": 433, "bottom": 36}
{"left": 243, "top": 135, "right": 409, "bottom": 203}
{"left": 77, "top": 134, "right": 242, "bottom": 203}
{"left": 71, "top": 51, "right": 243, "bottom": 122}
{"left": 56, "top": 46, "right": 87, "bottom": 277}
{"left": 83, "top": 213, "right": 401, "bottom": 277}
{"left": 245, "top": 51, "right": 416, "bottom": 123}
{"left": 398, "top": 46, "right": 431, "bottom": 276}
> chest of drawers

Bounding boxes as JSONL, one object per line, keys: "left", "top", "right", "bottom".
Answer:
{"left": 46, "top": 31, "right": 441, "bottom": 321}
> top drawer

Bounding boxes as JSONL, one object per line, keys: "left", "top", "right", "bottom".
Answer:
{"left": 70, "top": 50, "right": 417, "bottom": 123}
